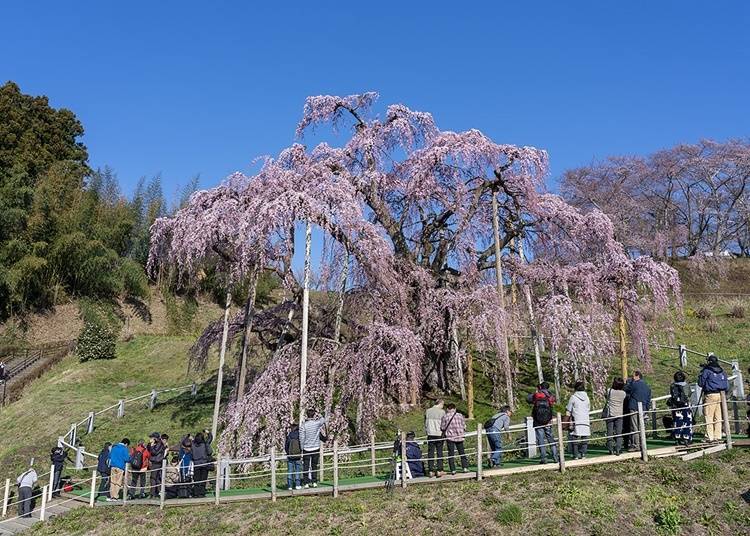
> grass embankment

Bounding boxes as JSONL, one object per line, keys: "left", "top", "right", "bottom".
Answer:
{"left": 31, "top": 448, "right": 750, "bottom": 535}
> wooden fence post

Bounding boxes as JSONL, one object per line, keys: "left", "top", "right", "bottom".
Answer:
{"left": 48, "top": 464, "right": 55, "bottom": 500}
{"left": 270, "top": 448, "right": 277, "bottom": 502}
{"left": 191, "top": 383, "right": 197, "bottom": 397}
{"left": 637, "top": 402, "right": 648, "bottom": 462}
{"left": 476, "top": 423, "right": 483, "bottom": 481}
{"left": 370, "top": 432, "right": 376, "bottom": 477}
{"left": 75, "top": 447, "right": 84, "bottom": 470}
{"left": 318, "top": 444, "right": 324, "bottom": 482}
{"left": 732, "top": 397, "right": 741, "bottom": 435}
{"left": 333, "top": 441, "right": 339, "bottom": 498}
{"left": 2, "top": 478, "right": 9, "bottom": 517}
{"left": 525, "top": 416, "right": 538, "bottom": 458}
{"left": 650, "top": 400, "right": 658, "bottom": 439}
{"left": 123, "top": 464, "right": 130, "bottom": 504}
{"left": 160, "top": 461, "right": 167, "bottom": 510}
{"left": 400, "top": 431, "right": 407, "bottom": 489}
{"left": 40, "top": 485, "right": 47, "bottom": 521}
{"left": 87, "top": 412, "right": 95, "bottom": 434}
{"left": 720, "top": 391, "right": 732, "bottom": 449}
{"left": 89, "top": 471, "right": 97, "bottom": 508}
{"left": 214, "top": 458, "right": 221, "bottom": 506}
{"left": 149, "top": 389, "right": 157, "bottom": 410}
{"left": 70, "top": 423, "right": 77, "bottom": 446}
{"left": 117, "top": 399, "right": 125, "bottom": 418}
{"left": 556, "top": 413, "right": 565, "bottom": 473}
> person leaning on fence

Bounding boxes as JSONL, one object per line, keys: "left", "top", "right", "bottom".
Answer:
{"left": 148, "top": 432, "right": 166, "bottom": 498}
{"left": 698, "top": 355, "right": 729, "bottom": 443}
{"left": 49, "top": 444, "right": 71, "bottom": 498}
{"left": 424, "top": 399, "right": 446, "bottom": 477}
{"left": 624, "top": 371, "right": 651, "bottom": 452}
{"left": 604, "top": 377, "right": 627, "bottom": 455}
{"left": 191, "top": 431, "right": 213, "bottom": 498}
{"left": 668, "top": 371, "right": 693, "bottom": 446}
{"left": 566, "top": 381, "right": 591, "bottom": 459}
{"left": 96, "top": 442, "right": 112, "bottom": 499}
{"left": 107, "top": 438, "right": 130, "bottom": 501}
{"left": 527, "top": 382, "right": 558, "bottom": 464}
{"left": 285, "top": 423, "right": 303, "bottom": 490}
{"left": 16, "top": 461, "right": 37, "bottom": 518}
{"left": 128, "top": 439, "right": 150, "bottom": 499}
{"left": 484, "top": 405, "right": 511, "bottom": 467}
{"left": 300, "top": 409, "right": 328, "bottom": 488}
{"left": 440, "top": 403, "right": 469, "bottom": 474}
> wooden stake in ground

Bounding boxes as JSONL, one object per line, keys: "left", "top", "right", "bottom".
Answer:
{"left": 617, "top": 289, "right": 628, "bottom": 379}
{"left": 491, "top": 193, "right": 514, "bottom": 408}
{"left": 236, "top": 266, "right": 259, "bottom": 401}
{"left": 299, "top": 221, "right": 312, "bottom": 423}
{"left": 466, "top": 348, "right": 474, "bottom": 420}
{"left": 211, "top": 290, "right": 232, "bottom": 440}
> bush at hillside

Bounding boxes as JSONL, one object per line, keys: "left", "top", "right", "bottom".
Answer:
{"left": 76, "top": 321, "right": 116, "bottom": 362}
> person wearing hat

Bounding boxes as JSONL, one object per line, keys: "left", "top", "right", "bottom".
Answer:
{"left": 698, "top": 355, "right": 729, "bottom": 442}
{"left": 16, "top": 459, "right": 38, "bottom": 518}
{"left": 147, "top": 432, "right": 166, "bottom": 498}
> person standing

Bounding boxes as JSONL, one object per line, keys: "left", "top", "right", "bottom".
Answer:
{"left": 527, "top": 382, "right": 558, "bottom": 464}
{"left": 668, "top": 371, "right": 693, "bottom": 445}
{"left": 485, "top": 405, "right": 512, "bottom": 467}
{"left": 147, "top": 432, "right": 166, "bottom": 498}
{"left": 96, "top": 442, "right": 112, "bottom": 499}
{"left": 440, "top": 403, "right": 468, "bottom": 474}
{"left": 624, "top": 371, "right": 652, "bottom": 452}
{"left": 16, "top": 462, "right": 38, "bottom": 518}
{"left": 108, "top": 438, "right": 130, "bottom": 501}
{"left": 49, "top": 445, "right": 70, "bottom": 498}
{"left": 605, "top": 378, "right": 627, "bottom": 455}
{"left": 284, "top": 423, "right": 303, "bottom": 490}
{"left": 128, "top": 439, "right": 150, "bottom": 499}
{"left": 424, "top": 400, "right": 445, "bottom": 477}
{"left": 566, "top": 381, "right": 591, "bottom": 459}
{"left": 190, "top": 431, "right": 213, "bottom": 498}
{"left": 300, "top": 409, "right": 328, "bottom": 488}
{"left": 698, "top": 355, "right": 729, "bottom": 443}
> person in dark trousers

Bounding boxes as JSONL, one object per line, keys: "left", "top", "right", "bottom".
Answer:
{"left": 300, "top": 409, "right": 328, "bottom": 488}
{"left": 50, "top": 445, "right": 71, "bottom": 498}
{"left": 285, "top": 423, "right": 303, "bottom": 490}
{"left": 441, "top": 403, "right": 469, "bottom": 474}
{"left": 485, "top": 405, "right": 512, "bottom": 467}
{"left": 164, "top": 455, "right": 181, "bottom": 499}
{"left": 96, "top": 442, "right": 112, "bottom": 498}
{"left": 16, "top": 461, "right": 38, "bottom": 518}
{"left": 178, "top": 438, "right": 193, "bottom": 498}
{"left": 698, "top": 355, "right": 729, "bottom": 442}
{"left": 527, "top": 382, "right": 558, "bottom": 464}
{"left": 605, "top": 377, "right": 627, "bottom": 455}
{"left": 128, "top": 439, "right": 150, "bottom": 499}
{"left": 190, "top": 430, "right": 213, "bottom": 498}
{"left": 424, "top": 399, "right": 446, "bottom": 477}
{"left": 668, "top": 371, "right": 693, "bottom": 445}
{"left": 624, "top": 371, "right": 652, "bottom": 452}
{"left": 147, "top": 432, "right": 166, "bottom": 498}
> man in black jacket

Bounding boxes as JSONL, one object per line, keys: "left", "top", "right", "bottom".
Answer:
{"left": 97, "top": 442, "right": 112, "bottom": 499}
{"left": 50, "top": 445, "right": 72, "bottom": 497}
{"left": 147, "top": 432, "right": 166, "bottom": 498}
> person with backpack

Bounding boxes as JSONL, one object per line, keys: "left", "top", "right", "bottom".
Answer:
{"left": 624, "top": 371, "right": 652, "bottom": 452}
{"left": 527, "top": 382, "right": 558, "bottom": 464}
{"left": 604, "top": 377, "right": 627, "bottom": 455}
{"left": 698, "top": 355, "right": 729, "bottom": 442}
{"left": 178, "top": 438, "right": 193, "bottom": 498}
{"left": 484, "top": 405, "right": 512, "bottom": 467}
{"left": 300, "top": 409, "right": 328, "bottom": 488}
{"left": 49, "top": 445, "right": 71, "bottom": 498}
{"left": 668, "top": 371, "right": 693, "bottom": 445}
{"left": 128, "top": 439, "right": 150, "bottom": 499}
{"left": 164, "top": 454, "right": 181, "bottom": 500}
{"left": 96, "top": 442, "right": 112, "bottom": 499}
{"left": 285, "top": 423, "right": 303, "bottom": 490}
{"left": 108, "top": 438, "right": 130, "bottom": 501}
{"left": 16, "top": 461, "right": 37, "bottom": 518}
{"left": 190, "top": 431, "right": 213, "bottom": 498}
{"left": 424, "top": 399, "right": 445, "bottom": 477}
{"left": 147, "top": 432, "right": 166, "bottom": 498}
{"left": 566, "top": 381, "right": 591, "bottom": 459}
{"left": 440, "top": 403, "right": 468, "bottom": 474}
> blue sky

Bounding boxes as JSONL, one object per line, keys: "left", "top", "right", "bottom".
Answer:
{"left": 2, "top": 1, "right": 748, "bottom": 201}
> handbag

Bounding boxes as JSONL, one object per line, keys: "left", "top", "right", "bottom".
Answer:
{"left": 561, "top": 414, "right": 573, "bottom": 431}
{"left": 319, "top": 425, "right": 329, "bottom": 443}
{"left": 440, "top": 411, "right": 458, "bottom": 438}
{"left": 601, "top": 389, "right": 611, "bottom": 419}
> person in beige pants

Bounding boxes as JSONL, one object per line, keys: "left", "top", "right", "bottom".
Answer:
{"left": 698, "top": 355, "right": 729, "bottom": 442}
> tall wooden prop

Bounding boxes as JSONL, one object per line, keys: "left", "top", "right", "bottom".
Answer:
{"left": 236, "top": 266, "right": 259, "bottom": 401}
{"left": 491, "top": 193, "right": 515, "bottom": 408}
{"left": 211, "top": 290, "right": 232, "bottom": 440}
{"left": 520, "top": 240, "right": 544, "bottom": 385}
{"left": 299, "top": 222, "right": 312, "bottom": 423}
{"left": 617, "top": 289, "right": 628, "bottom": 379}
{"left": 333, "top": 251, "right": 349, "bottom": 344}
{"left": 466, "top": 348, "right": 474, "bottom": 420}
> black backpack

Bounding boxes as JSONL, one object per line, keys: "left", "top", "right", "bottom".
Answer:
{"left": 532, "top": 395, "right": 553, "bottom": 425}
{"left": 288, "top": 436, "right": 301, "bottom": 457}
{"left": 131, "top": 449, "right": 143, "bottom": 470}
{"left": 669, "top": 383, "right": 689, "bottom": 408}
{"left": 483, "top": 415, "right": 500, "bottom": 431}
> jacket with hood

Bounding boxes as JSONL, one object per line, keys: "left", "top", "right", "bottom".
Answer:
{"left": 97, "top": 447, "right": 111, "bottom": 476}
{"left": 191, "top": 434, "right": 213, "bottom": 466}
{"left": 624, "top": 379, "right": 652, "bottom": 412}
{"left": 109, "top": 443, "right": 131, "bottom": 471}
{"left": 148, "top": 438, "right": 166, "bottom": 466}
{"left": 698, "top": 363, "right": 728, "bottom": 394}
{"left": 566, "top": 391, "right": 591, "bottom": 437}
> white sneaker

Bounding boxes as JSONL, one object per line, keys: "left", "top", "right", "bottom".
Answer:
{"left": 287, "top": 487, "right": 293, "bottom": 491}
{"left": 105, "top": 497, "right": 117, "bottom": 502}
{"left": 312, "top": 482, "right": 318, "bottom": 488}
{"left": 304, "top": 484, "right": 309, "bottom": 489}
{"left": 295, "top": 486, "right": 302, "bottom": 490}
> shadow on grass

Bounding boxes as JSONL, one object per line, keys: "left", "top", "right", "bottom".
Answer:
{"left": 154, "top": 372, "right": 236, "bottom": 429}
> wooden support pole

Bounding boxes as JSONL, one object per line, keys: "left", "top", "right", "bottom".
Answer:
{"left": 525, "top": 416, "right": 537, "bottom": 458}
{"left": 556, "top": 413, "right": 565, "bottom": 473}
{"left": 270, "top": 448, "right": 277, "bottom": 502}
{"left": 40, "top": 485, "right": 47, "bottom": 521}
{"left": 650, "top": 400, "right": 658, "bottom": 439}
{"left": 214, "top": 458, "right": 221, "bottom": 506}
{"left": 212, "top": 291, "right": 232, "bottom": 441}
{"left": 191, "top": 383, "right": 197, "bottom": 397}
{"left": 732, "top": 397, "right": 740, "bottom": 435}
{"left": 149, "top": 389, "right": 157, "bottom": 410}
{"left": 466, "top": 350, "right": 474, "bottom": 420}
{"left": 117, "top": 399, "right": 125, "bottom": 419}
{"left": 491, "top": 192, "right": 514, "bottom": 408}
{"left": 123, "top": 464, "right": 130, "bottom": 504}
{"left": 160, "top": 462, "right": 167, "bottom": 510}
{"left": 89, "top": 471, "right": 97, "bottom": 508}
{"left": 333, "top": 441, "right": 339, "bottom": 498}
{"left": 318, "top": 443, "right": 324, "bottom": 482}
{"left": 48, "top": 464, "right": 55, "bottom": 500}
{"left": 299, "top": 222, "right": 312, "bottom": 421}
{"left": 370, "top": 432, "right": 376, "bottom": 477}
{"left": 2, "top": 478, "right": 10, "bottom": 517}
{"left": 720, "top": 391, "right": 732, "bottom": 449}
{"left": 400, "top": 431, "right": 407, "bottom": 489}
{"left": 617, "top": 291, "right": 628, "bottom": 379}
{"left": 476, "top": 423, "right": 483, "bottom": 481}
{"left": 637, "top": 402, "right": 648, "bottom": 462}
{"left": 87, "top": 411, "right": 95, "bottom": 434}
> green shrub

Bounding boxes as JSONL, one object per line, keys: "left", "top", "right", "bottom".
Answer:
{"left": 76, "top": 321, "right": 116, "bottom": 362}
{"left": 496, "top": 504, "right": 523, "bottom": 525}
{"left": 120, "top": 258, "right": 150, "bottom": 300}
{"left": 654, "top": 504, "right": 682, "bottom": 534}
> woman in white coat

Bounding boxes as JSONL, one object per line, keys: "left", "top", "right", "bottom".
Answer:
{"left": 566, "top": 381, "right": 591, "bottom": 459}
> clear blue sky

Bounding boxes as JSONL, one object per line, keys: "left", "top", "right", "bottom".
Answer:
{"left": 2, "top": 1, "right": 748, "bottom": 199}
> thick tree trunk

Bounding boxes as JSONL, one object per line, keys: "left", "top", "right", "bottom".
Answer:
{"left": 236, "top": 266, "right": 259, "bottom": 401}
{"left": 491, "top": 194, "right": 515, "bottom": 408}
{"left": 211, "top": 290, "right": 232, "bottom": 440}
